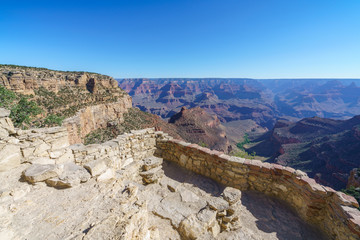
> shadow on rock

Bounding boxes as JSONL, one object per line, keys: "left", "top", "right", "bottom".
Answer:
{"left": 240, "top": 191, "right": 328, "bottom": 240}
{"left": 162, "top": 160, "right": 225, "bottom": 197}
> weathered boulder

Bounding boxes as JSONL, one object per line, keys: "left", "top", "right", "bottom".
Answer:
{"left": 22, "top": 164, "right": 61, "bottom": 183}
{"left": 222, "top": 187, "right": 242, "bottom": 205}
{"left": 178, "top": 209, "right": 219, "bottom": 239}
{"left": 84, "top": 159, "right": 107, "bottom": 177}
{"left": 0, "top": 144, "right": 22, "bottom": 172}
{"left": 46, "top": 163, "right": 90, "bottom": 188}
{"left": 0, "top": 108, "right": 10, "bottom": 118}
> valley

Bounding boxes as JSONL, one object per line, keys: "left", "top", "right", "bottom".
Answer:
{"left": 119, "top": 78, "right": 360, "bottom": 190}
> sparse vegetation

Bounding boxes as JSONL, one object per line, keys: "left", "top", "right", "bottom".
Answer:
{"left": 198, "top": 141, "right": 208, "bottom": 147}
{"left": 84, "top": 108, "right": 153, "bottom": 145}
{"left": 42, "top": 114, "right": 65, "bottom": 127}
{"left": 236, "top": 133, "right": 250, "bottom": 150}
{"left": 0, "top": 85, "right": 17, "bottom": 109}
{"left": 231, "top": 149, "right": 257, "bottom": 160}
{"left": 342, "top": 186, "right": 360, "bottom": 210}
{"left": 10, "top": 97, "right": 42, "bottom": 128}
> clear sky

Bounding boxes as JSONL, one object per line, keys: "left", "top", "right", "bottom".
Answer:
{"left": 1, "top": 0, "right": 360, "bottom": 78}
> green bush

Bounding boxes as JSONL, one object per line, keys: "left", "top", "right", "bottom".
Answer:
{"left": 43, "top": 114, "right": 64, "bottom": 127}
{"left": 198, "top": 141, "right": 208, "bottom": 147}
{"left": 237, "top": 133, "right": 250, "bottom": 150}
{"left": 10, "top": 97, "right": 42, "bottom": 128}
{"left": 0, "top": 85, "right": 17, "bottom": 109}
{"left": 342, "top": 186, "right": 360, "bottom": 210}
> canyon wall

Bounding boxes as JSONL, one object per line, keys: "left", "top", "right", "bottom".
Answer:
{"left": 156, "top": 139, "right": 360, "bottom": 240}
{"left": 63, "top": 95, "right": 132, "bottom": 144}
{"left": 0, "top": 65, "right": 133, "bottom": 145}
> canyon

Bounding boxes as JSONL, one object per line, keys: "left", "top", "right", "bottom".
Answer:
{"left": 1, "top": 107, "right": 360, "bottom": 239}
{"left": 1, "top": 65, "right": 360, "bottom": 239}
{"left": 248, "top": 115, "right": 360, "bottom": 190}
{"left": 118, "top": 78, "right": 360, "bottom": 127}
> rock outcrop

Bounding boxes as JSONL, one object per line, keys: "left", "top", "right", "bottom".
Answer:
{"left": 0, "top": 65, "right": 118, "bottom": 95}
{"left": 0, "top": 65, "right": 133, "bottom": 145}
{"left": 63, "top": 96, "right": 132, "bottom": 144}
{"left": 348, "top": 168, "right": 360, "bottom": 188}
{"left": 169, "top": 106, "right": 231, "bottom": 153}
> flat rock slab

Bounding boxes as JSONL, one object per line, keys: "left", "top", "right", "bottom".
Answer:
{"left": 23, "top": 164, "right": 60, "bottom": 183}
{"left": 46, "top": 163, "right": 90, "bottom": 188}
{"left": 153, "top": 192, "right": 207, "bottom": 228}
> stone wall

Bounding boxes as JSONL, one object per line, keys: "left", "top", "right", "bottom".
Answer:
{"left": 63, "top": 95, "right": 132, "bottom": 144}
{"left": 1, "top": 106, "right": 163, "bottom": 174}
{"left": 155, "top": 138, "right": 360, "bottom": 240}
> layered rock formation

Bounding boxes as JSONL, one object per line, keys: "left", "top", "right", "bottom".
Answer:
{"left": 0, "top": 65, "right": 119, "bottom": 95}
{"left": 118, "top": 78, "right": 276, "bottom": 129}
{"left": 64, "top": 97, "right": 132, "bottom": 144}
{"left": 168, "top": 107, "right": 231, "bottom": 153}
{"left": 0, "top": 65, "right": 133, "bottom": 144}
{"left": 118, "top": 78, "right": 360, "bottom": 130}
{"left": 248, "top": 115, "right": 360, "bottom": 189}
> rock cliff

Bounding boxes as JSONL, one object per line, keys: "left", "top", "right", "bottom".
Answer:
{"left": 168, "top": 107, "right": 232, "bottom": 153}
{"left": 0, "top": 65, "right": 132, "bottom": 144}
{"left": 0, "top": 65, "right": 119, "bottom": 95}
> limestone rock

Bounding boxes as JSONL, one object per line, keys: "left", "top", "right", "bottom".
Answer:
{"left": 222, "top": 187, "right": 242, "bottom": 205}
{"left": 143, "top": 156, "right": 163, "bottom": 171}
{"left": 140, "top": 166, "right": 164, "bottom": 184}
{"left": 30, "top": 157, "right": 56, "bottom": 165}
{"left": 84, "top": 159, "right": 107, "bottom": 177}
{"left": 56, "top": 149, "right": 74, "bottom": 164}
{"left": 0, "top": 128, "right": 8, "bottom": 139}
{"left": 178, "top": 210, "right": 219, "bottom": 240}
{"left": 0, "top": 117, "right": 15, "bottom": 134}
{"left": 0, "top": 108, "right": 10, "bottom": 118}
{"left": 0, "top": 144, "right": 21, "bottom": 172}
{"left": 46, "top": 163, "right": 90, "bottom": 188}
{"left": 180, "top": 188, "right": 200, "bottom": 203}
{"left": 23, "top": 164, "right": 61, "bottom": 183}
{"left": 207, "top": 196, "right": 229, "bottom": 211}
{"left": 97, "top": 168, "right": 115, "bottom": 182}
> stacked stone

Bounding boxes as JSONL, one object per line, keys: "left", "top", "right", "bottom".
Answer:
{"left": 18, "top": 126, "right": 70, "bottom": 164}
{"left": 140, "top": 156, "right": 164, "bottom": 184}
{"left": 218, "top": 187, "right": 242, "bottom": 231}
{"left": 156, "top": 138, "right": 360, "bottom": 240}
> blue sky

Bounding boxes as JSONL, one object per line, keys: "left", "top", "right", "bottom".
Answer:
{"left": 1, "top": 0, "right": 359, "bottom": 78}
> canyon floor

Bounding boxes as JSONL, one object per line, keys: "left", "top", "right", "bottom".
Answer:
{"left": 0, "top": 158, "right": 327, "bottom": 240}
